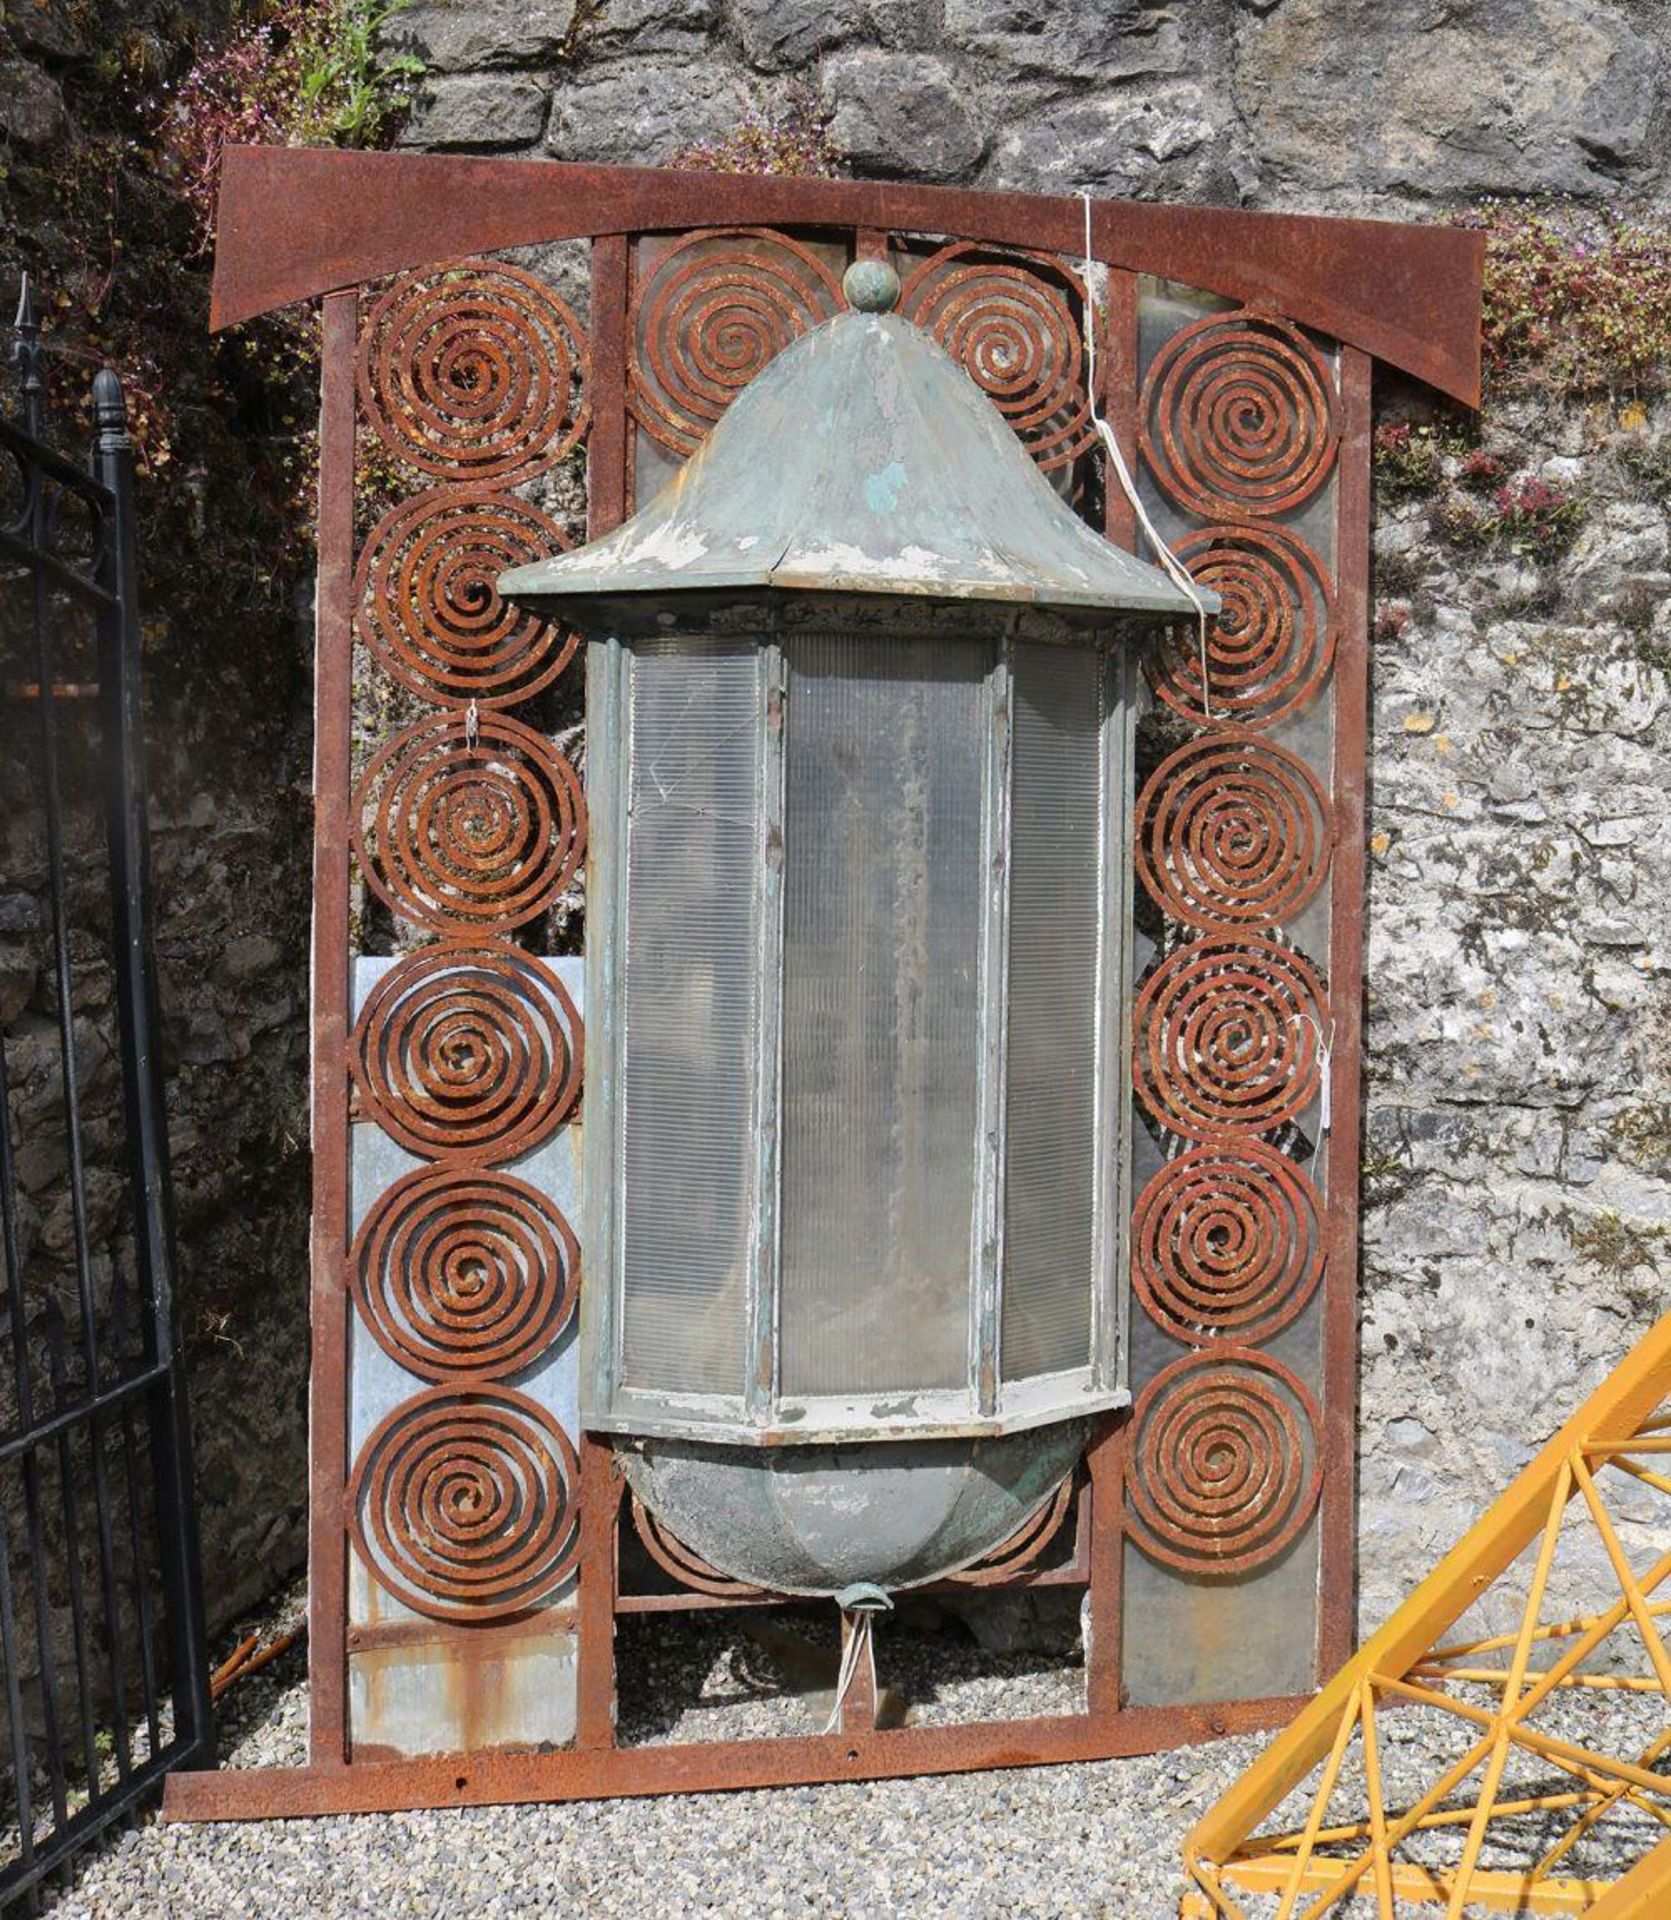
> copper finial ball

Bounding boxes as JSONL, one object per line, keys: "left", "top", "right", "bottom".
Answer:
{"left": 842, "top": 259, "right": 900, "bottom": 313}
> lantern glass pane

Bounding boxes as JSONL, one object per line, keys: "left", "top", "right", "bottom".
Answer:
{"left": 618, "top": 640, "right": 760, "bottom": 1395}
{"left": 1002, "top": 642, "right": 1102, "bottom": 1379}
{"left": 779, "top": 634, "right": 988, "bottom": 1397}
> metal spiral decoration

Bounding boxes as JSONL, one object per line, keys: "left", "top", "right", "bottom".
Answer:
{"left": 1141, "top": 311, "right": 1339, "bottom": 519}
{"left": 357, "top": 260, "right": 589, "bottom": 482}
{"left": 947, "top": 1473, "right": 1077, "bottom": 1587}
{"left": 628, "top": 227, "right": 844, "bottom": 456}
{"left": 1150, "top": 523, "right": 1336, "bottom": 727}
{"left": 352, "top": 711, "right": 585, "bottom": 932}
{"left": 1125, "top": 1350, "right": 1322, "bottom": 1577}
{"left": 1136, "top": 730, "right": 1331, "bottom": 932}
{"left": 1132, "top": 1141, "right": 1325, "bottom": 1348}
{"left": 629, "top": 1497, "right": 767, "bottom": 1599}
{"left": 352, "top": 941, "right": 581, "bottom": 1162}
{"left": 354, "top": 488, "right": 580, "bottom": 708}
{"left": 1134, "top": 935, "right": 1327, "bottom": 1143}
{"left": 897, "top": 246, "right": 1095, "bottom": 471}
{"left": 351, "top": 1166, "right": 579, "bottom": 1382}
{"left": 350, "top": 1385, "right": 581, "bottom": 1621}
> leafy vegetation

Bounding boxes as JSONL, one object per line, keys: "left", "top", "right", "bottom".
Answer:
{"left": 673, "top": 83, "right": 843, "bottom": 179}
{"left": 157, "top": 0, "right": 424, "bottom": 249}
{"left": 1466, "top": 202, "right": 1671, "bottom": 399}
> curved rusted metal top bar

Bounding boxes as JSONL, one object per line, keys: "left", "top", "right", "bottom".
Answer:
{"left": 209, "top": 146, "right": 1484, "bottom": 406}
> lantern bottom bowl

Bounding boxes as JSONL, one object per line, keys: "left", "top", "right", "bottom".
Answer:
{"left": 617, "top": 1419, "right": 1088, "bottom": 1598}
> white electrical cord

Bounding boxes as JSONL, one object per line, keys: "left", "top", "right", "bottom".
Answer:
{"left": 1078, "top": 191, "right": 1216, "bottom": 720}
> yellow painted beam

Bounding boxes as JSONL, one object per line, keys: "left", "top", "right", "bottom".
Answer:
{"left": 1186, "top": 1312, "right": 1671, "bottom": 1868}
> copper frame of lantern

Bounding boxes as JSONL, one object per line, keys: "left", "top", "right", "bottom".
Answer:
{"left": 163, "top": 150, "right": 1482, "bottom": 1823}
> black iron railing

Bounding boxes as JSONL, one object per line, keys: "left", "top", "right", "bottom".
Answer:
{"left": 0, "top": 277, "right": 211, "bottom": 1911}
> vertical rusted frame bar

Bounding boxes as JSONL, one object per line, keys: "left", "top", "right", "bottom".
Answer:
{"left": 308, "top": 290, "right": 357, "bottom": 1767}
{"left": 1100, "top": 268, "right": 1139, "bottom": 555}
{"left": 574, "top": 1434, "right": 621, "bottom": 1748}
{"left": 1083, "top": 240, "right": 1137, "bottom": 1728}
{"left": 1318, "top": 346, "right": 1371, "bottom": 1677}
{"left": 1084, "top": 1418, "right": 1125, "bottom": 1722}
{"left": 588, "top": 235, "right": 630, "bottom": 538}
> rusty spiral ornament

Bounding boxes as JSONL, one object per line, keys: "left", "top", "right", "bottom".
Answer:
{"left": 1133, "top": 1141, "right": 1324, "bottom": 1347}
{"left": 1126, "top": 1350, "right": 1321, "bottom": 1576}
{"left": 1151, "top": 524, "right": 1336, "bottom": 728}
{"left": 897, "top": 246, "right": 1095, "bottom": 471}
{"left": 352, "top": 711, "right": 584, "bottom": 932}
{"left": 628, "top": 228, "right": 844, "bottom": 456}
{"left": 1136, "top": 730, "right": 1331, "bottom": 931}
{"left": 1135, "top": 936, "right": 1327, "bottom": 1143}
{"left": 352, "top": 941, "right": 581, "bottom": 1162}
{"left": 350, "top": 1385, "right": 581, "bottom": 1621}
{"left": 357, "top": 261, "right": 588, "bottom": 482}
{"left": 1141, "top": 310, "right": 1339, "bottom": 519}
{"left": 351, "top": 1166, "right": 579, "bottom": 1382}
{"left": 354, "top": 489, "right": 579, "bottom": 709}
{"left": 629, "top": 1497, "right": 767, "bottom": 1599}
{"left": 948, "top": 1474, "right": 1077, "bottom": 1587}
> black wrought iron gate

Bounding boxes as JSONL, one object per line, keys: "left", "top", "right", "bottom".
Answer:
{"left": 0, "top": 278, "right": 211, "bottom": 1911}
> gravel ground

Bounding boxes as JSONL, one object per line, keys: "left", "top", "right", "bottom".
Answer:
{"left": 34, "top": 1580, "right": 1670, "bottom": 1919}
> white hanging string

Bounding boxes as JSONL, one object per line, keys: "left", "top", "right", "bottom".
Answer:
{"left": 1292, "top": 1011, "right": 1336, "bottom": 1136}
{"left": 464, "top": 697, "right": 480, "bottom": 748}
{"left": 1078, "top": 191, "right": 1215, "bottom": 721}
{"left": 823, "top": 1583, "right": 891, "bottom": 1734}
{"left": 823, "top": 1612, "right": 878, "bottom": 1734}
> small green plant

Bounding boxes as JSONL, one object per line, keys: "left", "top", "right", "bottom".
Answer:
{"left": 1373, "top": 420, "right": 1443, "bottom": 500}
{"left": 1615, "top": 1101, "right": 1671, "bottom": 1168}
{"left": 673, "top": 83, "right": 843, "bottom": 179}
{"left": 159, "top": 0, "right": 426, "bottom": 250}
{"left": 1487, "top": 474, "right": 1585, "bottom": 560}
{"left": 294, "top": 0, "right": 426, "bottom": 148}
{"left": 1570, "top": 1210, "right": 1670, "bottom": 1277}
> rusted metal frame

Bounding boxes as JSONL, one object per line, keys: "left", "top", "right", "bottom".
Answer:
{"left": 307, "top": 289, "right": 358, "bottom": 1769}
{"left": 165, "top": 1690, "right": 1308, "bottom": 1822}
{"left": 744, "top": 641, "right": 786, "bottom": 1422}
{"left": 346, "top": 1609, "right": 578, "bottom": 1654}
{"left": 617, "top": 1554, "right": 1095, "bottom": 1614}
{"left": 971, "top": 637, "right": 1013, "bottom": 1418}
{"left": 1084, "top": 1416, "right": 1126, "bottom": 1721}
{"left": 209, "top": 149, "right": 1485, "bottom": 408}
{"left": 1099, "top": 270, "right": 1139, "bottom": 557}
{"left": 1317, "top": 346, "right": 1372, "bottom": 1680}
{"left": 574, "top": 1434, "right": 620, "bottom": 1750}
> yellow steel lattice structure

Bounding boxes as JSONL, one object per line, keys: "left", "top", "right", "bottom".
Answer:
{"left": 1182, "top": 1313, "right": 1671, "bottom": 1919}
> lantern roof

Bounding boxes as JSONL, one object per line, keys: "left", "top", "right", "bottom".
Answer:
{"left": 498, "top": 260, "right": 1216, "bottom": 628}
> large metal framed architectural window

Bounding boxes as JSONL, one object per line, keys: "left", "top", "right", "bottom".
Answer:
{"left": 586, "top": 626, "right": 1135, "bottom": 1444}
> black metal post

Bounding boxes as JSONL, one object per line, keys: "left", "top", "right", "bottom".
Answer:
{"left": 91, "top": 367, "right": 215, "bottom": 1769}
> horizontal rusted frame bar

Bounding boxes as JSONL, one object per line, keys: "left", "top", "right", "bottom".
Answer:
{"left": 164, "top": 1691, "right": 1307, "bottom": 1823}
{"left": 209, "top": 149, "right": 1483, "bottom": 406}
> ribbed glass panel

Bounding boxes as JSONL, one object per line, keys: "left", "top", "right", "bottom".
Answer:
{"left": 619, "top": 640, "right": 760, "bottom": 1394}
{"left": 779, "top": 634, "right": 987, "bottom": 1397}
{"left": 1002, "top": 642, "right": 1102, "bottom": 1379}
